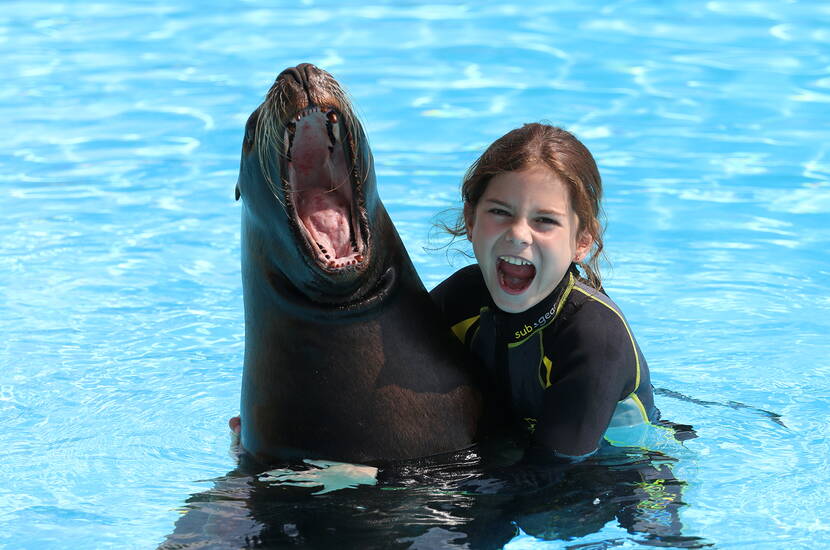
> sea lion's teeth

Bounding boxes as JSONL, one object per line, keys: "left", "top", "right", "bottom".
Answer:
{"left": 325, "top": 113, "right": 339, "bottom": 148}
{"left": 285, "top": 124, "right": 295, "bottom": 161}
{"left": 327, "top": 111, "right": 341, "bottom": 142}
{"left": 499, "top": 256, "right": 533, "bottom": 266}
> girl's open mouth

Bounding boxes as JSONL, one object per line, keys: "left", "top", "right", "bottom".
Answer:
{"left": 497, "top": 256, "right": 535, "bottom": 294}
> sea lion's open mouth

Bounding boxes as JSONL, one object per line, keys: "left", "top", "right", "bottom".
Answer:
{"left": 283, "top": 106, "right": 367, "bottom": 272}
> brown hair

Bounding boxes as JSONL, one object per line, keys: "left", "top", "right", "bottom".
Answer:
{"left": 448, "top": 123, "right": 605, "bottom": 288}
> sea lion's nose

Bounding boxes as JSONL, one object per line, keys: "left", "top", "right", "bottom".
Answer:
{"left": 279, "top": 63, "right": 320, "bottom": 87}
{"left": 277, "top": 66, "right": 304, "bottom": 86}
{"left": 296, "top": 63, "right": 319, "bottom": 82}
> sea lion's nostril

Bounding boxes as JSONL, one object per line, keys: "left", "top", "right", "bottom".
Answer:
{"left": 297, "top": 63, "right": 317, "bottom": 82}
{"left": 278, "top": 67, "right": 303, "bottom": 86}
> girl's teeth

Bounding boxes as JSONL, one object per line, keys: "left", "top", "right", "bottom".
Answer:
{"left": 499, "top": 256, "right": 532, "bottom": 266}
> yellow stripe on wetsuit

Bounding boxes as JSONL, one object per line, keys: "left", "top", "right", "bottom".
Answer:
{"left": 571, "top": 284, "right": 642, "bottom": 393}
{"left": 450, "top": 306, "right": 488, "bottom": 344}
{"left": 540, "top": 355, "right": 552, "bottom": 388}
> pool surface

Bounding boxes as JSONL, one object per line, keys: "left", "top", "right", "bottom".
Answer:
{"left": 2, "top": 1, "right": 829, "bottom": 548}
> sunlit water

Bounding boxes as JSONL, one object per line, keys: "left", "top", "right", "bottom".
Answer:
{"left": 2, "top": 1, "right": 829, "bottom": 548}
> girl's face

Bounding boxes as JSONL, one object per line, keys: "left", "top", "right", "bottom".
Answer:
{"left": 465, "top": 165, "right": 593, "bottom": 313}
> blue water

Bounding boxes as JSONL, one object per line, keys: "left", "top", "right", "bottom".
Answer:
{"left": 2, "top": 1, "right": 829, "bottom": 548}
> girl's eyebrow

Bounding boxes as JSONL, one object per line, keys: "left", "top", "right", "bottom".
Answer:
{"left": 536, "top": 208, "right": 567, "bottom": 217}
{"left": 485, "top": 198, "right": 566, "bottom": 217}
{"left": 484, "top": 198, "right": 511, "bottom": 208}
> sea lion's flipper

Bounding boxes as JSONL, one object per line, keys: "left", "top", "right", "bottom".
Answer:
{"left": 654, "top": 387, "right": 787, "bottom": 428}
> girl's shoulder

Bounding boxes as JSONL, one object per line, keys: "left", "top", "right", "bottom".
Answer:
{"left": 567, "top": 279, "right": 628, "bottom": 319}
{"left": 556, "top": 278, "right": 636, "bottom": 342}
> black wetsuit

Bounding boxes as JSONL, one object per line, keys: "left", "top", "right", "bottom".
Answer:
{"left": 430, "top": 264, "right": 659, "bottom": 458}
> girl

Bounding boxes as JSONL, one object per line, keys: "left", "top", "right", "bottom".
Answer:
{"left": 431, "top": 123, "right": 658, "bottom": 461}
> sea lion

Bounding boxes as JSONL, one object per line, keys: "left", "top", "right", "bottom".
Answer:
{"left": 235, "top": 63, "right": 486, "bottom": 465}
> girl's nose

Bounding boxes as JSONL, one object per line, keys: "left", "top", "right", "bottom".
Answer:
{"left": 505, "top": 219, "right": 531, "bottom": 246}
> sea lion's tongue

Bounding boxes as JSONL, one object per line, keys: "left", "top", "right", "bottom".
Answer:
{"left": 299, "top": 190, "right": 351, "bottom": 258}
{"left": 289, "top": 111, "right": 354, "bottom": 259}
{"left": 498, "top": 260, "right": 535, "bottom": 292}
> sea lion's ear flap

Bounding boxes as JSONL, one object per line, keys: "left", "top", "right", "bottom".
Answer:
{"left": 242, "top": 108, "right": 260, "bottom": 155}
{"left": 235, "top": 181, "right": 241, "bottom": 201}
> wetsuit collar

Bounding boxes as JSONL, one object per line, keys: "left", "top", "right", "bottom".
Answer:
{"left": 494, "top": 264, "right": 577, "bottom": 344}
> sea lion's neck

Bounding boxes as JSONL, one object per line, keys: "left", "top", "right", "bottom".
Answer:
{"left": 243, "top": 203, "right": 425, "bottom": 323}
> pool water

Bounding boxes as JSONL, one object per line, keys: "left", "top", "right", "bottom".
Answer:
{"left": 2, "top": 1, "right": 829, "bottom": 548}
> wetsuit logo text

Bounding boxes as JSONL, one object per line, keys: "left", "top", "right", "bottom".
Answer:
{"left": 513, "top": 303, "right": 558, "bottom": 340}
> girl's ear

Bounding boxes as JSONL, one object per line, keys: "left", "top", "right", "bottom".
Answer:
{"left": 574, "top": 229, "right": 594, "bottom": 262}
{"left": 463, "top": 203, "right": 475, "bottom": 241}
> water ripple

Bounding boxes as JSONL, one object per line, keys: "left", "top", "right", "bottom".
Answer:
{"left": 2, "top": 1, "right": 830, "bottom": 548}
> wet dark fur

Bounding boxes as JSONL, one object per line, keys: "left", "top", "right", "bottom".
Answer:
{"left": 235, "top": 64, "right": 488, "bottom": 464}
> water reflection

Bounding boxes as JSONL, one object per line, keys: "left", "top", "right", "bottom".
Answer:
{"left": 160, "top": 440, "right": 710, "bottom": 549}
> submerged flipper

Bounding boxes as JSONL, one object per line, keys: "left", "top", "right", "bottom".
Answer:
{"left": 655, "top": 387, "right": 787, "bottom": 428}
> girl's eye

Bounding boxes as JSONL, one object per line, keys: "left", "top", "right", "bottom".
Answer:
{"left": 488, "top": 208, "right": 510, "bottom": 216}
{"left": 536, "top": 217, "right": 559, "bottom": 225}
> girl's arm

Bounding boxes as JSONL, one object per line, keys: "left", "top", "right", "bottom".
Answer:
{"left": 532, "top": 300, "right": 638, "bottom": 459}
